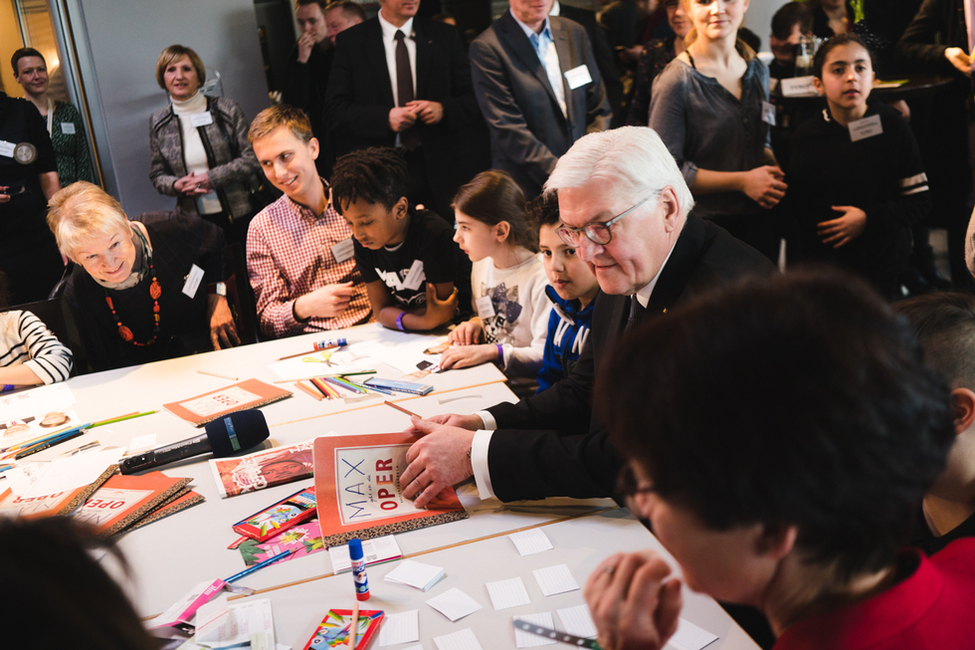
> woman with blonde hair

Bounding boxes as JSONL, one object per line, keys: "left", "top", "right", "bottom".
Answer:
{"left": 149, "top": 45, "right": 261, "bottom": 245}
{"left": 648, "top": 0, "right": 784, "bottom": 260}
{"left": 48, "top": 182, "right": 238, "bottom": 371}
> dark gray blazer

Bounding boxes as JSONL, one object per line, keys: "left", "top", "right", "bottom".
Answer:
{"left": 470, "top": 12, "right": 612, "bottom": 198}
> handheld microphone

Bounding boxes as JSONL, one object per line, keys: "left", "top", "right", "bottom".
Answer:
{"left": 119, "top": 410, "right": 269, "bottom": 475}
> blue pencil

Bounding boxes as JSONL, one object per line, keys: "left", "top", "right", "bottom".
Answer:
{"left": 224, "top": 548, "right": 294, "bottom": 583}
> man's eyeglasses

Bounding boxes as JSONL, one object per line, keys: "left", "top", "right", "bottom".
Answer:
{"left": 615, "top": 464, "right": 655, "bottom": 509}
{"left": 556, "top": 193, "right": 657, "bottom": 247}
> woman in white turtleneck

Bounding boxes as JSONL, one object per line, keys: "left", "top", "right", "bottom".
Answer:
{"left": 148, "top": 45, "right": 261, "bottom": 245}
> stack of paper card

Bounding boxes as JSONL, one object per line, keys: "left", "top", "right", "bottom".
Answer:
{"left": 329, "top": 535, "right": 402, "bottom": 573}
{"left": 426, "top": 588, "right": 482, "bottom": 622}
{"left": 385, "top": 559, "right": 445, "bottom": 591}
{"left": 508, "top": 529, "right": 553, "bottom": 556}
{"left": 485, "top": 577, "right": 531, "bottom": 610}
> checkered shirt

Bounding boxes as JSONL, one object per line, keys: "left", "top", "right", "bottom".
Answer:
{"left": 247, "top": 193, "right": 372, "bottom": 337}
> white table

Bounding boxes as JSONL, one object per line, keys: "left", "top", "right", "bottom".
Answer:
{"left": 8, "top": 325, "right": 759, "bottom": 649}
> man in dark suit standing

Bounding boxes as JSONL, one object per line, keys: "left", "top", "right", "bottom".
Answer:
{"left": 398, "top": 127, "right": 775, "bottom": 507}
{"left": 470, "top": 0, "right": 612, "bottom": 199}
{"left": 283, "top": 0, "right": 364, "bottom": 178}
{"left": 324, "top": 0, "right": 486, "bottom": 220}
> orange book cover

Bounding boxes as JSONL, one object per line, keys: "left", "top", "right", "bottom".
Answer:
{"left": 0, "top": 464, "right": 118, "bottom": 519}
{"left": 313, "top": 433, "right": 468, "bottom": 548}
{"left": 163, "top": 379, "right": 292, "bottom": 427}
{"left": 72, "top": 471, "right": 192, "bottom": 537}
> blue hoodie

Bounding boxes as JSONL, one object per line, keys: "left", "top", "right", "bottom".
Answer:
{"left": 536, "top": 285, "right": 595, "bottom": 393}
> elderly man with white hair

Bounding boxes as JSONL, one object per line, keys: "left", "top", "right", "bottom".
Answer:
{"left": 400, "top": 126, "right": 774, "bottom": 506}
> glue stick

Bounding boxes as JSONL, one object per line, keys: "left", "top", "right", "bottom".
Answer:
{"left": 314, "top": 338, "right": 347, "bottom": 351}
{"left": 349, "top": 538, "right": 370, "bottom": 601}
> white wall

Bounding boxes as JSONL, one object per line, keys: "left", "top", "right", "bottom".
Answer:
{"left": 744, "top": 0, "right": 783, "bottom": 51}
{"left": 72, "top": 0, "right": 271, "bottom": 215}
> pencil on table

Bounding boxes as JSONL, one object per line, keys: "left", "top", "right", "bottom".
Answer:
{"left": 347, "top": 598, "right": 360, "bottom": 650}
{"left": 384, "top": 400, "right": 421, "bottom": 419}
{"left": 295, "top": 381, "right": 323, "bottom": 401}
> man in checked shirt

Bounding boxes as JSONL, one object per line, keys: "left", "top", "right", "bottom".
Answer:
{"left": 246, "top": 105, "right": 372, "bottom": 338}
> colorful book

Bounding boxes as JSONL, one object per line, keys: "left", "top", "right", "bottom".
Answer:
{"left": 72, "top": 471, "right": 192, "bottom": 537}
{"left": 303, "top": 609, "right": 384, "bottom": 649}
{"left": 163, "top": 378, "right": 292, "bottom": 427}
{"left": 209, "top": 440, "right": 315, "bottom": 498}
{"left": 0, "top": 463, "right": 118, "bottom": 518}
{"left": 313, "top": 432, "right": 468, "bottom": 548}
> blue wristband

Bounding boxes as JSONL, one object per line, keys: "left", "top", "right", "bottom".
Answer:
{"left": 2, "top": 385, "right": 14, "bottom": 393}
{"left": 496, "top": 344, "right": 503, "bottom": 365}
{"left": 396, "top": 312, "right": 406, "bottom": 332}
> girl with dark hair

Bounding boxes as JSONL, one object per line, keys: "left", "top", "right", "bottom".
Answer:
{"left": 442, "top": 171, "right": 551, "bottom": 383}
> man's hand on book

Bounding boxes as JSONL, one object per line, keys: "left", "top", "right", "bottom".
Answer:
{"left": 401, "top": 418, "right": 475, "bottom": 508}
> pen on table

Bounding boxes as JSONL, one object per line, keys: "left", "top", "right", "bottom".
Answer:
{"left": 383, "top": 400, "right": 421, "bottom": 419}
{"left": 1, "top": 422, "right": 93, "bottom": 455}
{"left": 277, "top": 338, "right": 348, "bottom": 361}
{"left": 224, "top": 548, "right": 294, "bottom": 583}
{"left": 197, "top": 370, "right": 239, "bottom": 381}
{"left": 59, "top": 440, "right": 101, "bottom": 456}
{"left": 15, "top": 429, "right": 87, "bottom": 460}
{"left": 89, "top": 411, "right": 157, "bottom": 428}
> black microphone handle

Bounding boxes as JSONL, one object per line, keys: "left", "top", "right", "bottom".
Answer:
{"left": 119, "top": 433, "right": 211, "bottom": 475}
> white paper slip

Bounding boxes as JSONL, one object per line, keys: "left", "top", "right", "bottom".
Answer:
{"left": 426, "top": 587, "right": 482, "bottom": 621}
{"left": 22, "top": 448, "right": 123, "bottom": 498}
{"left": 330, "top": 535, "right": 402, "bottom": 573}
{"left": 508, "top": 529, "right": 553, "bottom": 556}
{"left": 665, "top": 618, "right": 719, "bottom": 650}
{"left": 514, "top": 613, "right": 557, "bottom": 647}
{"left": 386, "top": 559, "right": 445, "bottom": 591}
{"left": 189, "top": 111, "right": 214, "bottom": 127}
{"left": 556, "top": 604, "right": 597, "bottom": 639}
{"left": 126, "top": 433, "right": 157, "bottom": 454}
{"left": 848, "top": 114, "right": 883, "bottom": 142}
{"left": 403, "top": 259, "right": 426, "bottom": 291}
{"left": 379, "top": 609, "right": 419, "bottom": 646}
{"left": 61, "top": 122, "right": 76, "bottom": 134}
{"left": 486, "top": 577, "right": 531, "bottom": 610}
{"left": 433, "top": 628, "right": 482, "bottom": 650}
{"left": 182, "top": 264, "right": 205, "bottom": 298}
{"left": 195, "top": 597, "right": 276, "bottom": 650}
{"left": 533, "top": 564, "right": 579, "bottom": 596}
{"left": 564, "top": 64, "right": 593, "bottom": 90}
{"left": 780, "top": 76, "right": 817, "bottom": 97}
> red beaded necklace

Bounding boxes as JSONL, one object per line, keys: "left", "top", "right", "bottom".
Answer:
{"left": 104, "top": 259, "right": 162, "bottom": 346}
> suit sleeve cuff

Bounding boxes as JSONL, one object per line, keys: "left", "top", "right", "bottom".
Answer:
{"left": 476, "top": 410, "right": 496, "bottom": 429}
{"left": 471, "top": 429, "right": 496, "bottom": 500}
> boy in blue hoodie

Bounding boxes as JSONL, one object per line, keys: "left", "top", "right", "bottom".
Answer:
{"left": 531, "top": 193, "right": 599, "bottom": 393}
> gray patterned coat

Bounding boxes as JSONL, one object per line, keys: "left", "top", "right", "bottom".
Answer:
{"left": 149, "top": 95, "right": 260, "bottom": 221}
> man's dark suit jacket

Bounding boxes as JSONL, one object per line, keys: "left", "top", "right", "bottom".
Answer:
{"left": 483, "top": 215, "right": 776, "bottom": 502}
{"left": 283, "top": 42, "right": 334, "bottom": 176}
{"left": 558, "top": 4, "right": 624, "bottom": 128}
{"left": 324, "top": 17, "right": 487, "bottom": 206}
{"left": 470, "top": 12, "right": 612, "bottom": 199}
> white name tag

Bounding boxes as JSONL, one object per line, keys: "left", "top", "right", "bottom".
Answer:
{"left": 0, "top": 140, "right": 14, "bottom": 158}
{"left": 61, "top": 122, "right": 76, "bottom": 135}
{"left": 190, "top": 112, "right": 214, "bottom": 127}
{"left": 564, "top": 64, "right": 592, "bottom": 90}
{"left": 781, "top": 76, "right": 817, "bottom": 97}
{"left": 848, "top": 114, "right": 883, "bottom": 142}
{"left": 402, "top": 259, "right": 425, "bottom": 291}
{"left": 475, "top": 295, "right": 495, "bottom": 319}
{"left": 182, "top": 264, "right": 205, "bottom": 298}
{"left": 761, "top": 101, "right": 776, "bottom": 126}
{"left": 331, "top": 237, "right": 355, "bottom": 263}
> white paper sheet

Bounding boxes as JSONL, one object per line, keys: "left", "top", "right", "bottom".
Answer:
{"left": 513, "top": 613, "right": 558, "bottom": 647}
{"left": 555, "top": 604, "right": 597, "bottom": 639}
{"left": 385, "top": 559, "right": 445, "bottom": 591}
{"left": 0, "top": 383, "right": 75, "bottom": 422}
{"left": 666, "top": 618, "right": 719, "bottom": 650}
{"left": 21, "top": 448, "right": 123, "bottom": 497}
{"left": 378, "top": 610, "right": 419, "bottom": 646}
{"left": 329, "top": 535, "right": 402, "bottom": 573}
{"left": 425, "top": 587, "right": 482, "bottom": 621}
{"left": 433, "top": 628, "right": 483, "bottom": 650}
{"left": 195, "top": 597, "right": 275, "bottom": 650}
{"left": 508, "top": 529, "right": 553, "bottom": 556}
{"left": 532, "top": 564, "right": 579, "bottom": 597}
{"left": 485, "top": 577, "right": 531, "bottom": 610}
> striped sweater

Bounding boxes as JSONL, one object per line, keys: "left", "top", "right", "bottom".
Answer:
{"left": 0, "top": 310, "right": 73, "bottom": 384}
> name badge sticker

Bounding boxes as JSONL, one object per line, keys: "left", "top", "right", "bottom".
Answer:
{"left": 761, "top": 101, "right": 776, "bottom": 126}
{"left": 61, "top": 122, "right": 76, "bottom": 135}
{"left": 848, "top": 114, "right": 883, "bottom": 142}
{"left": 182, "top": 264, "right": 205, "bottom": 298}
{"left": 190, "top": 112, "right": 214, "bottom": 128}
{"left": 331, "top": 237, "right": 355, "bottom": 263}
{"left": 402, "top": 259, "right": 425, "bottom": 291}
{"left": 0, "top": 140, "right": 14, "bottom": 158}
{"left": 475, "top": 295, "right": 495, "bottom": 319}
{"left": 780, "top": 76, "right": 817, "bottom": 97}
{"left": 564, "top": 65, "right": 593, "bottom": 90}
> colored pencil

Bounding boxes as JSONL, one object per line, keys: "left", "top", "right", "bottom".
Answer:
{"left": 89, "top": 411, "right": 157, "bottom": 428}
{"left": 197, "top": 370, "right": 239, "bottom": 381}
{"left": 384, "top": 400, "right": 421, "bottom": 419}
{"left": 224, "top": 549, "right": 294, "bottom": 583}
{"left": 347, "top": 598, "right": 360, "bottom": 650}
{"left": 295, "top": 381, "right": 323, "bottom": 401}
{"left": 15, "top": 430, "right": 86, "bottom": 459}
